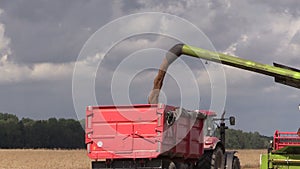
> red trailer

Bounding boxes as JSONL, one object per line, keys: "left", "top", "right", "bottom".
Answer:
{"left": 85, "top": 104, "right": 206, "bottom": 169}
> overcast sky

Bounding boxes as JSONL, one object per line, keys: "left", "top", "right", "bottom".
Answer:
{"left": 0, "top": 0, "right": 300, "bottom": 135}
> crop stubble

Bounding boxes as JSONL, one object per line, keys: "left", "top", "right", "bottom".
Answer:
{"left": 0, "top": 149, "right": 265, "bottom": 169}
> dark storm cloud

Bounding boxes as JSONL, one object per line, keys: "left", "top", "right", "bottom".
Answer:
{"left": 0, "top": 0, "right": 120, "bottom": 119}
{"left": 256, "top": 0, "right": 300, "bottom": 17}
{"left": 291, "top": 30, "right": 300, "bottom": 45}
{"left": 0, "top": 0, "right": 114, "bottom": 64}
{"left": 0, "top": 0, "right": 299, "bottom": 135}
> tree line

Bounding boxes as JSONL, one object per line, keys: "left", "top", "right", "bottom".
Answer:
{"left": 0, "top": 112, "right": 272, "bottom": 149}
{"left": 223, "top": 129, "right": 272, "bottom": 149}
{"left": 0, "top": 112, "right": 85, "bottom": 149}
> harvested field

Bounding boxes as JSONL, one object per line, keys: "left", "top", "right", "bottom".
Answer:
{"left": 236, "top": 149, "right": 266, "bottom": 169}
{"left": 0, "top": 149, "right": 265, "bottom": 169}
{"left": 0, "top": 149, "right": 90, "bottom": 169}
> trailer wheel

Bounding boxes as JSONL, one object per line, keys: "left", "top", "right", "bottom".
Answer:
{"left": 168, "top": 162, "right": 177, "bottom": 169}
{"left": 232, "top": 156, "right": 240, "bottom": 169}
{"left": 197, "top": 147, "right": 224, "bottom": 169}
{"left": 168, "top": 161, "right": 189, "bottom": 169}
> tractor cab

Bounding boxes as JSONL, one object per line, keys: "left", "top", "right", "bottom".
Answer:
{"left": 197, "top": 110, "right": 236, "bottom": 150}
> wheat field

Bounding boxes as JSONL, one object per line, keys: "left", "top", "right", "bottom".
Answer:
{"left": 0, "top": 149, "right": 265, "bottom": 169}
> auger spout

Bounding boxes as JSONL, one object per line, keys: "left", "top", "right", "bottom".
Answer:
{"left": 148, "top": 44, "right": 300, "bottom": 104}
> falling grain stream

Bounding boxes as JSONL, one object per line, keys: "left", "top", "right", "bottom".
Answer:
{"left": 148, "top": 44, "right": 183, "bottom": 104}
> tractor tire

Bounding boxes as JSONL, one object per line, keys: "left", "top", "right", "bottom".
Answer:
{"left": 197, "top": 147, "right": 224, "bottom": 169}
{"left": 231, "top": 156, "right": 240, "bottom": 169}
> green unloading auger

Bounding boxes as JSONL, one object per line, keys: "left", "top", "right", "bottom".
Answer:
{"left": 148, "top": 44, "right": 300, "bottom": 104}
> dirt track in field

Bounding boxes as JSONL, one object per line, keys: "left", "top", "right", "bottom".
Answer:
{"left": 0, "top": 149, "right": 265, "bottom": 169}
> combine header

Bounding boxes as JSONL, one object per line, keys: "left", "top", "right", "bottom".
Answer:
{"left": 260, "top": 130, "right": 300, "bottom": 169}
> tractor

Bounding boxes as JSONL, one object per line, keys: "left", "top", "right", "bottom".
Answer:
{"left": 86, "top": 104, "right": 239, "bottom": 169}
{"left": 198, "top": 111, "right": 240, "bottom": 169}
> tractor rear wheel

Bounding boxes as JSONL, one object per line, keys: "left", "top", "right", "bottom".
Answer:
{"left": 197, "top": 147, "right": 224, "bottom": 169}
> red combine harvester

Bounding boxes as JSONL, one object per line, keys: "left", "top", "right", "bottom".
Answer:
{"left": 85, "top": 104, "right": 238, "bottom": 169}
